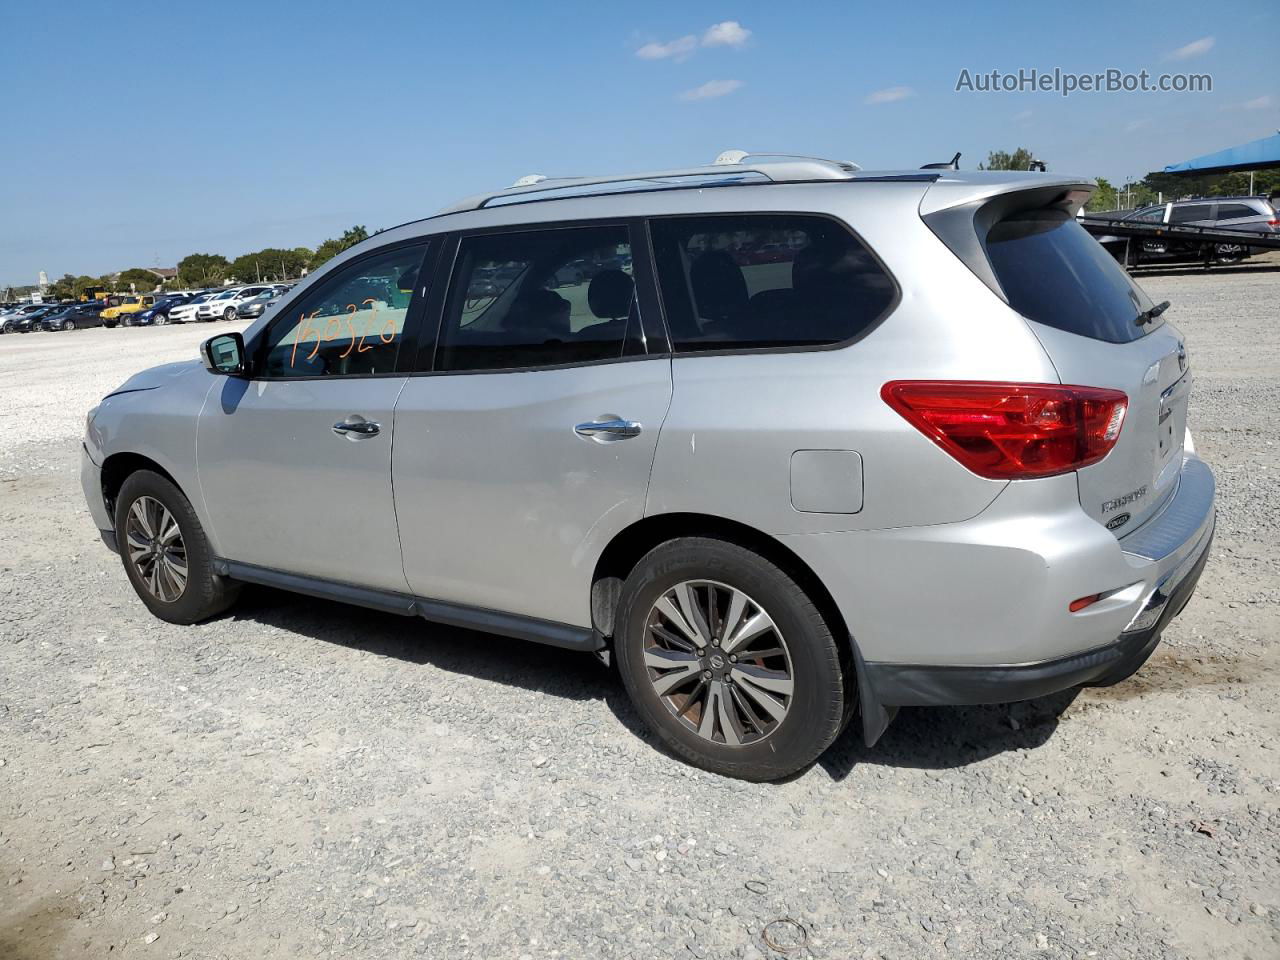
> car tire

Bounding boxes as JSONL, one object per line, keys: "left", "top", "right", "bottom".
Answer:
{"left": 613, "top": 537, "right": 847, "bottom": 781}
{"left": 223, "top": 306, "right": 237, "bottom": 321}
{"left": 114, "top": 470, "right": 240, "bottom": 625}
{"left": 154, "top": 314, "right": 167, "bottom": 326}
{"left": 64, "top": 320, "right": 76, "bottom": 331}
{"left": 1214, "top": 243, "right": 1244, "bottom": 265}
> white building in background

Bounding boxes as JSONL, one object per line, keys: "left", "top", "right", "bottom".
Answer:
{"left": 37, "top": 271, "right": 49, "bottom": 292}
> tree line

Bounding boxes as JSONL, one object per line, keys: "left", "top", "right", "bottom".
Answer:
{"left": 41, "top": 225, "right": 371, "bottom": 301}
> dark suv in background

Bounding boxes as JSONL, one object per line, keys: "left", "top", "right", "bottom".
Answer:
{"left": 1106, "top": 196, "right": 1279, "bottom": 266}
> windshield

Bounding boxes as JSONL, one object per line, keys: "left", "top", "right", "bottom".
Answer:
{"left": 215, "top": 290, "right": 239, "bottom": 300}
{"left": 986, "top": 210, "right": 1157, "bottom": 344}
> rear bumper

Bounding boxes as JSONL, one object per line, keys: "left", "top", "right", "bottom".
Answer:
{"left": 862, "top": 513, "right": 1212, "bottom": 705}
{"left": 781, "top": 452, "right": 1215, "bottom": 733}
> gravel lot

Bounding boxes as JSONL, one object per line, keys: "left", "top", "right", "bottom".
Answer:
{"left": 2, "top": 260, "right": 1279, "bottom": 960}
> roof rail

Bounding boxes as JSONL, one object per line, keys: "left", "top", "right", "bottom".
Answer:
{"left": 437, "top": 150, "right": 863, "bottom": 215}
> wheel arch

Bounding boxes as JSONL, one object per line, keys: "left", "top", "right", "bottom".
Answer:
{"left": 100, "top": 452, "right": 182, "bottom": 518}
{"left": 592, "top": 512, "right": 850, "bottom": 645}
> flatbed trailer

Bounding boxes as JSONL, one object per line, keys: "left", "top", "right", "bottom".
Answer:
{"left": 1078, "top": 216, "right": 1280, "bottom": 268}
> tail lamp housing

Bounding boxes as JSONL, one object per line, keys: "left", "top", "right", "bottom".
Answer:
{"left": 882, "top": 381, "right": 1128, "bottom": 479}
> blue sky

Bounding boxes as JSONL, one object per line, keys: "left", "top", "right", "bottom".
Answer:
{"left": 1, "top": 0, "right": 1275, "bottom": 286}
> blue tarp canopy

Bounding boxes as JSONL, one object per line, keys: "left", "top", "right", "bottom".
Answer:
{"left": 1163, "top": 132, "right": 1280, "bottom": 175}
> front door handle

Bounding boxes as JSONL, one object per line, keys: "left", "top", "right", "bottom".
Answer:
{"left": 574, "top": 417, "right": 642, "bottom": 441}
{"left": 332, "top": 418, "right": 381, "bottom": 438}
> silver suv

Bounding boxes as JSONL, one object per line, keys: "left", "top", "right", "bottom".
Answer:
{"left": 1121, "top": 196, "right": 1279, "bottom": 265}
{"left": 82, "top": 154, "right": 1215, "bottom": 781}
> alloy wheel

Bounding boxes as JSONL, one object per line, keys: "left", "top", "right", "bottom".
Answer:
{"left": 124, "top": 496, "right": 188, "bottom": 602}
{"left": 64, "top": 320, "right": 75, "bottom": 331}
{"left": 642, "top": 580, "right": 794, "bottom": 746}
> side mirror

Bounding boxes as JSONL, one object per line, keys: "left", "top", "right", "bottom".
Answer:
{"left": 201, "top": 332, "right": 248, "bottom": 376}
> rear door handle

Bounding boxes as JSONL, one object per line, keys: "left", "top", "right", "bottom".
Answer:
{"left": 332, "top": 418, "right": 381, "bottom": 438}
{"left": 574, "top": 417, "right": 642, "bottom": 441}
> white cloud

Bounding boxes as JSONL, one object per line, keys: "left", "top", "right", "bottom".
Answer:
{"left": 1165, "top": 36, "right": 1214, "bottom": 61}
{"left": 864, "top": 86, "right": 914, "bottom": 105}
{"left": 679, "top": 79, "right": 743, "bottom": 101}
{"left": 1241, "top": 95, "right": 1272, "bottom": 110}
{"left": 1013, "top": 109, "right": 1033, "bottom": 122}
{"left": 1125, "top": 118, "right": 1152, "bottom": 133}
{"left": 702, "top": 21, "right": 751, "bottom": 48}
{"left": 636, "top": 35, "right": 697, "bottom": 61}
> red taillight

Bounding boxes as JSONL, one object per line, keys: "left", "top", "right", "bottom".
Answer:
{"left": 881, "top": 381, "right": 1128, "bottom": 479}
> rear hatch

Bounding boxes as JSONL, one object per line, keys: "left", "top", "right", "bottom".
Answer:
{"left": 923, "top": 182, "right": 1189, "bottom": 536}
{"left": 985, "top": 206, "right": 1188, "bottom": 535}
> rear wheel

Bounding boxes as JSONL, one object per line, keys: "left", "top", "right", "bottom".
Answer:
{"left": 1214, "top": 243, "right": 1244, "bottom": 265}
{"left": 114, "top": 470, "right": 240, "bottom": 624}
{"left": 614, "top": 538, "right": 846, "bottom": 781}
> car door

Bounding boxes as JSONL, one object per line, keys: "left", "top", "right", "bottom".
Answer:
{"left": 392, "top": 222, "right": 672, "bottom": 628}
{"left": 196, "top": 239, "right": 434, "bottom": 592}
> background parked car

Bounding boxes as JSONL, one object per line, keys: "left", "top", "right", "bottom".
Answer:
{"left": 2, "top": 303, "right": 64, "bottom": 333}
{"left": 101, "top": 295, "right": 157, "bottom": 325}
{"left": 235, "top": 289, "right": 283, "bottom": 320}
{"left": 196, "top": 286, "right": 275, "bottom": 321}
{"left": 124, "top": 294, "right": 193, "bottom": 326}
{"left": 167, "top": 291, "right": 220, "bottom": 324}
{"left": 39, "top": 301, "right": 108, "bottom": 331}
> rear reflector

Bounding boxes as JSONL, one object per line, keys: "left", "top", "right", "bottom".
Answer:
{"left": 881, "top": 381, "right": 1128, "bottom": 479}
{"left": 1069, "top": 594, "right": 1102, "bottom": 613}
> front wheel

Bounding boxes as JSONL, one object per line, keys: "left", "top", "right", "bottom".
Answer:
{"left": 114, "top": 470, "right": 240, "bottom": 624}
{"left": 614, "top": 538, "right": 847, "bottom": 781}
{"left": 64, "top": 320, "right": 76, "bottom": 331}
{"left": 223, "top": 306, "right": 237, "bottom": 321}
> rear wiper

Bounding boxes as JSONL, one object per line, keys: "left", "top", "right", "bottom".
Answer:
{"left": 1135, "top": 300, "right": 1171, "bottom": 327}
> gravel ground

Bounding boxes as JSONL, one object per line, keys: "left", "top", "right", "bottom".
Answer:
{"left": 2, "top": 259, "right": 1278, "bottom": 960}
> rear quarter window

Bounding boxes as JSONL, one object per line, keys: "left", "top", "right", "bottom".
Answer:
{"left": 985, "top": 210, "right": 1153, "bottom": 344}
{"left": 650, "top": 213, "right": 896, "bottom": 352}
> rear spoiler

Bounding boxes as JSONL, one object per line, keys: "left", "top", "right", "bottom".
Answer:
{"left": 920, "top": 180, "right": 1094, "bottom": 300}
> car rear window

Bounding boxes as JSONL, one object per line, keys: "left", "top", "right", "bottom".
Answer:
{"left": 986, "top": 210, "right": 1154, "bottom": 344}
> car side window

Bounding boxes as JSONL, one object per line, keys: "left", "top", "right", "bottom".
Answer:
{"left": 259, "top": 242, "right": 429, "bottom": 378}
{"left": 650, "top": 214, "right": 896, "bottom": 352}
{"left": 1133, "top": 206, "right": 1165, "bottom": 222}
{"left": 1169, "top": 204, "right": 1213, "bottom": 224}
{"left": 435, "top": 224, "right": 642, "bottom": 372}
